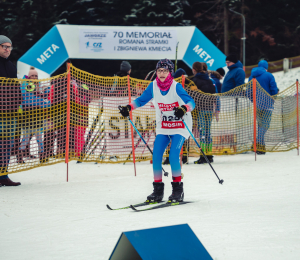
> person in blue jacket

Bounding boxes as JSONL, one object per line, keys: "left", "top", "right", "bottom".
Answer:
{"left": 221, "top": 54, "right": 245, "bottom": 93}
{"left": 18, "top": 76, "right": 51, "bottom": 163}
{"left": 248, "top": 60, "right": 278, "bottom": 154}
{"left": 210, "top": 68, "right": 225, "bottom": 94}
{"left": 119, "top": 59, "right": 195, "bottom": 203}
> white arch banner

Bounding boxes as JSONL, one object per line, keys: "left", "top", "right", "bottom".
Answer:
{"left": 17, "top": 25, "right": 226, "bottom": 79}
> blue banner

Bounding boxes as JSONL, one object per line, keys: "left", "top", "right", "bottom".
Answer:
{"left": 183, "top": 28, "right": 226, "bottom": 71}
{"left": 19, "top": 26, "right": 69, "bottom": 75}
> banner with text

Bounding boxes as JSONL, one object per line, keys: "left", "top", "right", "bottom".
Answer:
{"left": 79, "top": 28, "right": 177, "bottom": 56}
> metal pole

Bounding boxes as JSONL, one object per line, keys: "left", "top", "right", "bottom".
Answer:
{"left": 229, "top": 8, "right": 246, "bottom": 68}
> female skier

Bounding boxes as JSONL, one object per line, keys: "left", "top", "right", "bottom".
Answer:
{"left": 119, "top": 59, "right": 195, "bottom": 203}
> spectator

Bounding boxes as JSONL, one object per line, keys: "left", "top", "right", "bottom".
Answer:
{"left": 49, "top": 77, "right": 67, "bottom": 158}
{"left": 190, "top": 62, "right": 217, "bottom": 164}
{"left": 172, "top": 68, "right": 186, "bottom": 78}
{"left": 116, "top": 61, "right": 131, "bottom": 77}
{"left": 70, "top": 81, "right": 91, "bottom": 163}
{"left": 17, "top": 67, "right": 40, "bottom": 162}
{"left": 248, "top": 60, "right": 278, "bottom": 155}
{"left": 19, "top": 72, "right": 51, "bottom": 163}
{"left": 0, "top": 35, "right": 22, "bottom": 186}
{"left": 217, "top": 67, "right": 225, "bottom": 77}
{"left": 221, "top": 54, "right": 245, "bottom": 93}
{"left": 211, "top": 68, "right": 225, "bottom": 94}
{"left": 209, "top": 70, "right": 223, "bottom": 93}
{"left": 111, "top": 61, "right": 132, "bottom": 97}
{"left": 201, "top": 62, "right": 219, "bottom": 93}
{"left": 43, "top": 66, "right": 67, "bottom": 160}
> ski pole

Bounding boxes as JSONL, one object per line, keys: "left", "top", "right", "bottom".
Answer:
{"left": 182, "top": 119, "right": 224, "bottom": 185}
{"left": 118, "top": 106, "right": 169, "bottom": 177}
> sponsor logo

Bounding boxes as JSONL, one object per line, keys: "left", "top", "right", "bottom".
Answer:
{"left": 93, "top": 42, "right": 102, "bottom": 48}
{"left": 161, "top": 121, "right": 184, "bottom": 129}
{"left": 84, "top": 33, "right": 107, "bottom": 38}
{"left": 158, "top": 102, "right": 179, "bottom": 112}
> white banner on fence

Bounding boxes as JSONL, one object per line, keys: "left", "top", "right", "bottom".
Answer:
{"left": 102, "top": 97, "right": 156, "bottom": 158}
{"left": 79, "top": 28, "right": 177, "bottom": 55}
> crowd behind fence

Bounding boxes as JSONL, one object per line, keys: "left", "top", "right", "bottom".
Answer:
{"left": 0, "top": 64, "right": 299, "bottom": 176}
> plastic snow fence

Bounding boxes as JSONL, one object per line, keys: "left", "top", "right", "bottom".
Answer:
{"left": 0, "top": 64, "right": 299, "bottom": 175}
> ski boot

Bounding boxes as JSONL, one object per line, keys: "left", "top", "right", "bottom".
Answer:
{"left": 256, "top": 145, "right": 266, "bottom": 155}
{"left": 168, "top": 182, "right": 184, "bottom": 203}
{"left": 146, "top": 182, "right": 164, "bottom": 202}
{"left": 194, "top": 155, "right": 213, "bottom": 164}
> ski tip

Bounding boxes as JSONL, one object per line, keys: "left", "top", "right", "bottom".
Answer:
{"left": 106, "top": 204, "right": 113, "bottom": 210}
{"left": 130, "top": 205, "right": 139, "bottom": 211}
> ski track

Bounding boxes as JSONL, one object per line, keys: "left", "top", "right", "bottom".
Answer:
{"left": 1, "top": 149, "right": 300, "bottom": 260}
{"left": 1, "top": 67, "right": 300, "bottom": 259}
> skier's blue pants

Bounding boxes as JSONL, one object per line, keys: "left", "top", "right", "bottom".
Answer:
{"left": 152, "top": 134, "right": 185, "bottom": 182}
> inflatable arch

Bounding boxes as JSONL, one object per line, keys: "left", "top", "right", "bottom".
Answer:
{"left": 18, "top": 25, "right": 226, "bottom": 78}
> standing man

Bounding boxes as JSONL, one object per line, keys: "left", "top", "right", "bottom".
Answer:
{"left": 248, "top": 60, "right": 278, "bottom": 154}
{"left": 116, "top": 61, "right": 131, "bottom": 77}
{"left": 221, "top": 54, "right": 245, "bottom": 93}
{"left": 0, "top": 35, "right": 22, "bottom": 186}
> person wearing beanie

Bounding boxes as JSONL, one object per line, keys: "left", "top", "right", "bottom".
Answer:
{"left": 0, "top": 35, "right": 22, "bottom": 186}
{"left": 210, "top": 70, "right": 223, "bottom": 94}
{"left": 18, "top": 66, "right": 51, "bottom": 164}
{"left": 13, "top": 68, "right": 40, "bottom": 164}
{"left": 189, "top": 62, "right": 217, "bottom": 164}
{"left": 116, "top": 61, "right": 132, "bottom": 77}
{"left": 0, "top": 35, "right": 16, "bottom": 78}
{"left": 119, "top": 58, "right": 195, "bottom": 203}
{"left": 221, "top": 54, "right": 245, "bottom": 93}
{"left": 216, "top": 67, "right": 225, "bottom": 77}
{"left": 248, "top": 59, "right": 278, "bottom": 155}
{"left": 172, "top": 68, "right": 186, "bottom": 78}
{"left": 16, "top": 66, "right": 43, "bottom": 163}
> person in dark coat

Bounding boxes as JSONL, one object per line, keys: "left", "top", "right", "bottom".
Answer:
{"left": 210, "top": 68, "right": 225, "bottom": 94}
{"left": 221, "top": 54, "right": 245, "bottom": 93}
{"left": 116, "top": 61, "right": 131, "bottom": 77}
{"left": 110, "top": 61, "right": 132, "bottom": 97}
{"left": 172, "top": 68, "right": 186, "bottom": 78}
{"left": 189, "top": 62, "right": 217, "bottom": 164}
{"left": 248, "top": 60, "right": 278, "bottom": 154}
{"left": 0, "top": 35, "right": 22, "bottom": 186}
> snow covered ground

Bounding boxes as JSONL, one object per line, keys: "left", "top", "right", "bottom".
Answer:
{"left": 1, "top": 149, "right": 300, "bottom": 260}
{"left": 1, "top": 66, "right": 300, "bottom": 260}
{"left": 273, "top": 66, "right": 300, "bottom": 92}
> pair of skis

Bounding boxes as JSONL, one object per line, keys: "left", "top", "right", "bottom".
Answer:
{"left": 107, "top": 200, "right": 191, "bottom": 212}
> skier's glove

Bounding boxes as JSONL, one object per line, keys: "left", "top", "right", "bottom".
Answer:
{"left": 173, "top": 105, "right": 187, "bottom": 119}
{"left": 119, "top": 105, "right": 131, "bottom": 117}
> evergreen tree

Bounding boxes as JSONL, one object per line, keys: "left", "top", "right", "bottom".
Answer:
{"left": 125, "top": 0, "right": 191, "bottom": 26}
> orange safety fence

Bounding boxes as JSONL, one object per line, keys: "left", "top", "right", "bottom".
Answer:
{"left": 0, "top": 64, "right": 299, "bottom": 176}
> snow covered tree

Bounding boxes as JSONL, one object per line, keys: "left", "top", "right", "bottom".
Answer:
{"left": 125, "top": 0, "right": 191, "bottom": 26}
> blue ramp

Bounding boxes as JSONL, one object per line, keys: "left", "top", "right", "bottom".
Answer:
{"left": 109, "top": 223, "right": 213, "bottom": 260}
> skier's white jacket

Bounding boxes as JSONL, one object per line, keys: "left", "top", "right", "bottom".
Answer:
{"left": 130, "top": 79, "right": 195, "bottom": 139}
